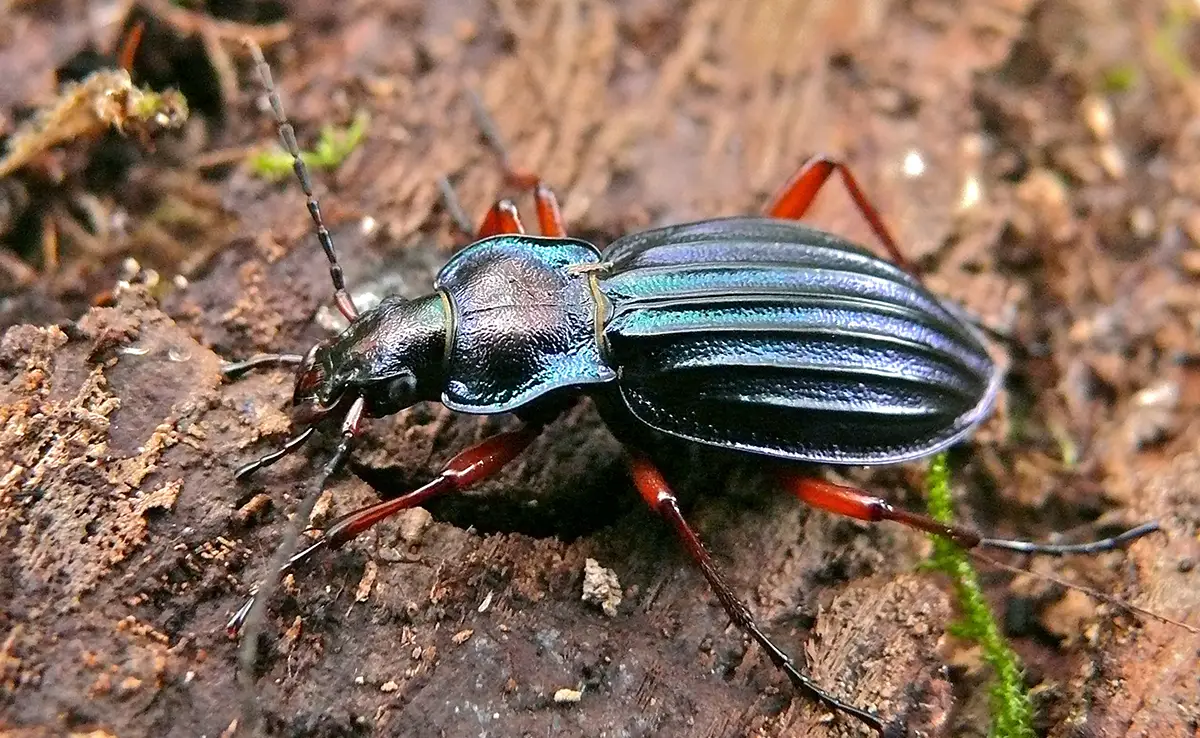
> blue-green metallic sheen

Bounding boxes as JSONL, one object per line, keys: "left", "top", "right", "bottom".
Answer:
{"left": 297, "top": 217, "right": 999, "bottom": 467}
{"left": 595, "top": 217, "right": 1000, "bottom": 464}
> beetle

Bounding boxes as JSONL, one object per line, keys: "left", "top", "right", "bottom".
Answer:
{"left": 225, "top": 41, "right": 1158, "bottom": 735}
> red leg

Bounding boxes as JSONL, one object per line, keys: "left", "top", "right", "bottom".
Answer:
{"left": 439, "top": 174, "right": 564, "bottom": 243}
{"left": 766, "top": 155, "right": 915, "bottom": 276}
{"left": 477, "top": 198, "right": 526, "bottom": 237}
{"left": 628, "top": 452, "right": 886, "bottom": 734}
{"left": 534, "top": 184, "right": 566, "bottom": 238}
{"left": 438, "top": 178, "right": 527, "bottom": 240}
{"left": 323, "top": 426, "right": 539, "bottom": 547}
{"left": 228, "top": 425, "right": 541, "bottom": 633}
{"left": 781, "top": 474, "right": 1159, "bottom": 555}
{"left": 510, "top": 178, "right": 566, "bottom": 238}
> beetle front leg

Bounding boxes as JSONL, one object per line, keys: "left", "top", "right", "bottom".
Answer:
{"left": 233, "top": 427, "right": 316, "bottom": 480}
{"left": 781, "top": 474, "right": 1160, "bottom": 555}
{"left": 467, "top": 91, "right": 567, "bottom": 237}
{"left": 228, "top": 424, "right": 543, "bottom": 634}
{"left": 446, "top": 180, "right": 564, "bottom": 239}
{"left": 477, "top": 198, "right": 527, "bottom": 237}
{"left": 439, "top": 91, "right": 567, "bottom": 241}
{"left": 320, "top": 424, "right": 541, "bottom": 547}
{"left": 220, "top": 352, "right": 304, "bottom": 378}
{"left": 627, "top": 451, "right": 888, "bottom": 735}
{"left": 495, "top": 177, "right": 565, "bottom": 238}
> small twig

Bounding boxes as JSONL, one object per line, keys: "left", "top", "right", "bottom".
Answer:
{"left": 40, "top": 212, "right": 59, "bottom": 272}
{"left": 0, "top": 250, "right": 37, "bottom": 287}
{"left": 202, "top": 25, "right": 241, "bottom": 110}
{"left": 191, "top": 146, "right": 262, "bottom": 170}
{"left": 139, "top": 0, "right": 291, "bottom": 46}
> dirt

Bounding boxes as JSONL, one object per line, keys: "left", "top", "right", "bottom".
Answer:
{"left": 2, "top": 1, "right": 1199, "bottom": 737}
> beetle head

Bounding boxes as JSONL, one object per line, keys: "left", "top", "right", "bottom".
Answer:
{"left": 289, "top": 295, "right": 448, "bottom": 424}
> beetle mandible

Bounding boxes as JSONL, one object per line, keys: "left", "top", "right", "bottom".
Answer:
{"left": 225, "top": 41, "right": 1158, "bottom": 735}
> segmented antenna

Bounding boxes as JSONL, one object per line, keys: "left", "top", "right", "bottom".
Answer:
{"left": 245, "top": 40, "right": 359, "bottom": 322}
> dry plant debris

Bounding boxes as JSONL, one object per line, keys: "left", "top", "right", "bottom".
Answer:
{"left": 0, "top": 69, "right": 187, "bottom": 179}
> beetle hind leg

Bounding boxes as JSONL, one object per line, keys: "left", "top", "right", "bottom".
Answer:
{"left": 781, "top": 474, "right": 1160, "bottom": 555}
{"left": 627, "top": 451, "right": 888, "bottom": 735}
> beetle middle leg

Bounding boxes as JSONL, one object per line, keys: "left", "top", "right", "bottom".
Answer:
{"left": 440, "top": 92, "right": 568, "bottom": 240}
{"left": 766, "top": 154, "right": 915, "bottom": 277}
{"left": 627, "top": 451, "right": 888, "bottom": 735}
{"left": 781, "top": 475, "right": 1160, "bottom": 555}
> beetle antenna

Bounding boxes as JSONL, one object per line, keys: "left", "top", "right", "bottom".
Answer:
{"left": 237, "top": 438, "right": 349, "bottom": 736}
{"left": 244, "top": 39, "right": 359, "bottom": 322}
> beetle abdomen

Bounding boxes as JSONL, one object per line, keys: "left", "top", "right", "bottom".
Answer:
{"left": 598, "top": 217, "right": 1001, "bottom": 464}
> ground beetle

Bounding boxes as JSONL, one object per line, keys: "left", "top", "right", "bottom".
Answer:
{"left": 225, "top": 41, "right": 1159, "bottom": 735}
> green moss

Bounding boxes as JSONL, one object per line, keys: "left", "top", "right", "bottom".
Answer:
{"left": 1152, "top": 1, "right": 1197, "bottom": 81}
{"left": 926, "top": 453, "right": 1035, "bottom": 738}
{"left": 248, "top": 111, "right": 369, "bottom": 182}
{"left": 1048, "top": 423, "right": 1079, "bottom": 469}
{"left": 1101, "top": 64, "right": 1139, "bottom": 93}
